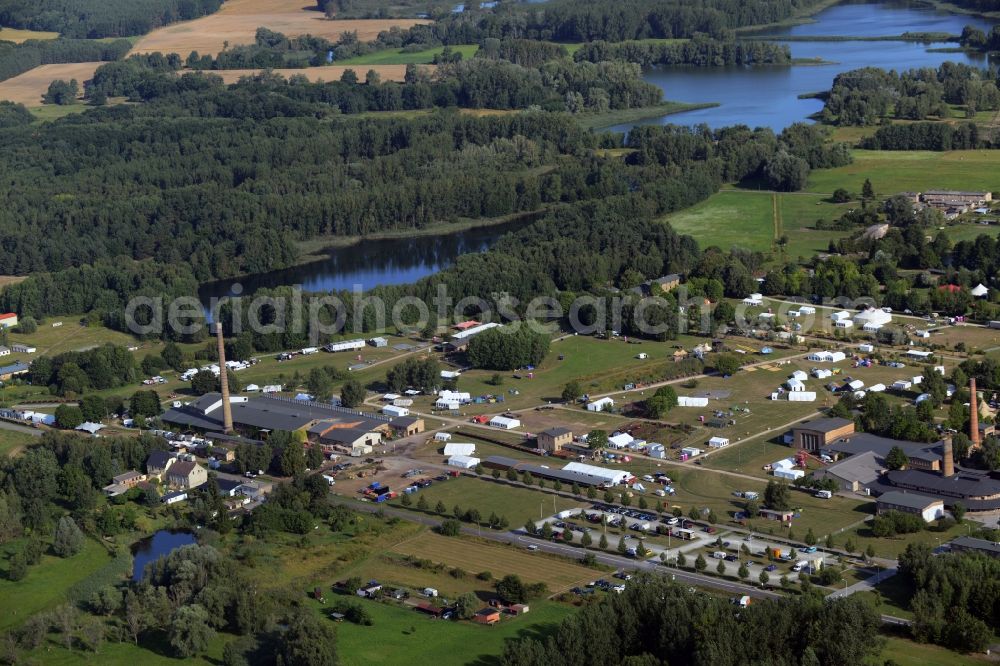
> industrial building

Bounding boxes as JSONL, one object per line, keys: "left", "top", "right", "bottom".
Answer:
{"left": 875, "top": 491, "right": 945, "bottom": 522}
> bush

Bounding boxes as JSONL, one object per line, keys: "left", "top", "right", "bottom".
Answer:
{"left": 436, "top": 519, "right": 462, "bottom": 537}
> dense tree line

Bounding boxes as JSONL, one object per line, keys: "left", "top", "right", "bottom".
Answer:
{"left": 860, "top": 121, "right": 984, "bottom": 150}
{"left": 467, "top": 326, "right": 549, "bottom": 370}
{"left": 0, "top": 38, "right": 129, "bottom": 83}
{"left": 385, "top": 357, "right": 440, "bottom": 393}
{"left": 356, "top": 0, "right": 831, "bottom": 45}
{"left": 821, "top": 62, "right": 1000, "bottom": 126}
{"left": 475, "top": 38, "right": 567, "bottom": 67}
{"left": 574, "top": 36, "right": 792, "bottom": 67}
{"left": 960, "top": 24, "right": 1000, "bottom": 51}
{"left": 0, "top": 0, "right": 222, "bottom": 38}
{"left": 898, "top": 543, "right": 999, "bottom": 653}
{"left": 28, "top": 344, "right": 139, "bottom": 397}
{"left": 500, "top": 574, "right": 882, "bottom": 665}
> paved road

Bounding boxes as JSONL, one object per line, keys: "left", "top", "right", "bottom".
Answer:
{"left": 337, "top": 496, "right": 911, "bottom": 626}
{"left": 827, "top": 566, "right": 898, "bottom": 600}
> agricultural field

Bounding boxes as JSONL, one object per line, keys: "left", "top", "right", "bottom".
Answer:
{"left": 0, "top": 27, "right": 59, "bottom": 42}
{"left": 664, "top": 189, "right": 854, "bottom": 257}
{"left": 338, "top": 44, "right": 479, "bottom": 65}
{"left": 0, "top": 62, "right": 101, "bottom": 106}
{"left": 212, "top": 64, "right": 426, "bottom": 84}
{"left": 335, "top": 598, "right": 574, "bottom": 666}
{"left": 390, "top": 531, "right": 597, "bottom": 591}
{"left": 131, "top": 0, "right": 429, "bottom": 57}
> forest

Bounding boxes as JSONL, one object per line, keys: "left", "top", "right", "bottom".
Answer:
{"left": 0, "top": 0, "right": 222, "bottom": 38}
{"left": 897, "top": 543, "right": 999, "bottom": 653}
{"left": 820, "top": 63, "right": 1000, "bottom": 126}
{"left": 0, "top": 38, "right": 130, "bottom": 83}
{"left": 356, "top": 0, "right": 831, "bottom": 45}
{"left": 499, "top": 574, "right": 883, "bottom": 666}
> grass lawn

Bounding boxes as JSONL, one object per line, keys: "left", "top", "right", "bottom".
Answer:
{"left": 872, "top": 636, "right": 992, "bottom": 666}
{"left": 0, "top": 428, "right": 33, "bottom": 457}
{"left": 390, "top": 531, "right": 597, "bottom": 591}
{"left": 335, "top": 598, "right": 574, "bottom": 665}
{"left": 28, "top": 104, "right": 89, "bottom": 121}
{"left": 338, "top": 44, "right": 479, "bottom": 65}
{"left": 388, "top": 476, "right": 581, "bottom": 528}
{"left": 839, "top": 519, "right": 973, "bottom": 559}
{"left": 0, "top": 538, "right": 112, "bottom": 630}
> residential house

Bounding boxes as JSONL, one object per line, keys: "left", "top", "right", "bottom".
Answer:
{"left": 0, "top": 313, "right": 17, "bottom": 328}
{"left": 165, "top": 460, "right": 208, "bottom": 489}
{"left": 145, "top": 450, "right": 176, "bottom": 479}
{"left": 538, "top": 427, "right": 573, "bottom": 453}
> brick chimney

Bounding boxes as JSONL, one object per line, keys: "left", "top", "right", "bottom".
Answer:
{"left": 970, "top": 377, "right": 980, "bottom": 449}
{"left": 942, "top": 434, "right": 955, "bottom": 478}
{"left": 215, "top": 322, "right": 234, "bottom": 434}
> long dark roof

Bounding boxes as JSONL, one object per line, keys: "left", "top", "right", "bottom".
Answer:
{"left": 876, "top": 490, "right": 941, "bottom": 510}
{"left": 822, "top": 433, "right": 942, "bottom": 463}
{"left": 162, "top": 394, "right": 389, "bottom": 433}
{"left": 796, "top": 417, "right": 854, "bottom": 433}
{"left": 950, "top": 536, "right": 1000, "bottom": 555}
{"left": 878, "top": 469, "right": 1000, "bottom": 511}
{"left": 541, "top": 427, "right": 572, "bottom": 437}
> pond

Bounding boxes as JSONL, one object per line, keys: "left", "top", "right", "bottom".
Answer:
{"left": 197, "top": 216, "right": 533, "bottom": 310}
{"left": 131, "top": 529, "right": 197, "bottom": 582}
{"left": 608, "top": 0, "right": 996, "bottom": 132}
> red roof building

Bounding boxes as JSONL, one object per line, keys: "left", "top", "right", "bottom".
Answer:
{"left": 937, "top": 284, "right": 962, "bottom": 293}
{"left": 453, "top": 320, "right": 480, "bottom": 331}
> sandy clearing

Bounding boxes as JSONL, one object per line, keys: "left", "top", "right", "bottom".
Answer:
{"left": 0, "top": 62, "right": 101, "bottom": 106}
{"left": 0, "top": 27, "right": 60, "bottom": 43}
{"left": 131, "top": 0, "right": 428, "bottom": 56}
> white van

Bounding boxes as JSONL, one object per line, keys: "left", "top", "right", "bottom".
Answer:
{"left": 712, "top": 551, "right": 727, "bottom": 560}
{"left": 792, "top": 561, "right": 806, "bottom": 572}
{"left": 815, "top": 490, "right": 833, "bottom": 499}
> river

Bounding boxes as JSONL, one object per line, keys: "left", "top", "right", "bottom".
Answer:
{"left": 608, "top": 0, "right": 996, "bottom": 132}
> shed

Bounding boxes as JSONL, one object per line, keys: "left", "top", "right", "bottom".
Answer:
{"left": 708, "top": 436, "right": 730, "bottom": 448}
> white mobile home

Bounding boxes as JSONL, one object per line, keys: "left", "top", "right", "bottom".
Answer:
{"left": 325, "top": 339, "right": 366, "bottom": 353}
{"left": 677, "top": 396, "right": 709, "bottom": 407}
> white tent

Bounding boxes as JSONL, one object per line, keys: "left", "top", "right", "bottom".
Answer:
{"left": 443, "top": 443, "right": 476, "bottom": 456}
{"left": 790, "top": 370, "right": 808, "bottom": 381}
{"left": 447, "top": 455, "right": 480, "bottom": 469}
{"left": 972, "top": 283, "right": 989, "bottom": 297}
{"left": 677, "top": 396, "right": 709, "bottom": 407}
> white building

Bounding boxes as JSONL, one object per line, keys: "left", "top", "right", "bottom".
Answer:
{"left": 450, "top": 322, "right": 501, "bottom": 342}
{"left": 489, "top": 416, "right": 520, "bottom": 430}
{"left": 743, "top": 293, "right": 763, "bottom": 306}
{"left": 369, "top": 337, "right": 389, "bottom": 347}
{"left": 868, "top": 383, "right": 886, "bottom": 393}
{"left": 786, "top": 378, "right": 805, "bottom": 392}
{"left": 790, "top": 370, "right": 808, "bottom": 381}
{"left": 325, "top": 339, "right": 366, "bottom": 353}
{"left": 681, "top": 447, "right": 703, "bottom": 458}
{"left": 563, "top": 461, "right": 632, "bottom": 486}
{"left": 858, "top": 343, "right": 874, "bottom": 353}
{"left": 892, "top": 380, "right": 912, "bottom": 391}
{"left": 812, "top": 368, "right": 832, "bottom": 379}
{"left": 905, "top": 350, "right": 933, "bottom": 361}
{"left": 245, "top": 383, "right": 260, "bottom": 392}
{"left": 677, "top": 396, "right": 709, "bottom": 407}
{"left": 834, "top": 319, "right": 854, "bottom": 329}
{"left": 262, "top": 384, "right": 282, "bottom": 394}
{"left": 846, "top": 379, "right": 864, "bottom": 391}
{"left": 831, "top": 310, "right": 852, "bottom": 322}
{"left": 440, "top": 370, "right": 461, "bottom": 380}
{"left": 788, "top": 391, "right": 816, "bottom": 402}
{"left": 382, "top": 405, "right": 410, "bottom": 417}
{"left": 443, "top": 442, "right": 476, "bottom": 457}
{"left": 608, "top": 433, "right": 634, "bottom": 449}
{"left": 799, "top": 306, "right": 816, "bottom": 315}
{"left": 587, "top": 397, "right": 614, "bottom": 412}
{"left": 911, "top": 375, "right": 923, "bottom": 385}
{"left": 708, "top": 436, "right": 730, "bottom": 448}
{"left": 774, "top": 468, "right": 805, "bottom": 481}
{"left": 447, "top": 455, "right": 480, "bottom": 469}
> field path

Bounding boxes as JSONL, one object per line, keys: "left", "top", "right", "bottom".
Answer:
{"left": 132, "top": 0, "right": 430, "bottom": 56}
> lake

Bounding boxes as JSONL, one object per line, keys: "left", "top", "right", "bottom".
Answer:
{"left": 609, "top": 0, "right": 996, "bottom": 132}
{"left": 131, "top": 529, "right": 197, "bottom": 582}
{"left": 198, "top": 217, "right": 531, "bottom": 309}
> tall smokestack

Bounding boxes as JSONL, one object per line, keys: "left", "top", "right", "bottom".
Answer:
{"left": 215, "top": 322, "right": 234, "bottom": 434}
{"left": 942, "top": 435, "right": 955, "bottom": 478}
{"left": 970, "top": 377, "right": 980, "bottom": 449}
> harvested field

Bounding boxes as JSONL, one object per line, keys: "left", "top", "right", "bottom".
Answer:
{"left": 0, "top": 62, "right": 100, "bottom": 106}
{"left": 0, "top": 27, "right": 59, "bottom": 43}
{"left": 213, "top": 64, "right": 425, "bottom": 84}
{"left": 131, "top": 0, "right": 429, "bottom": 56}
